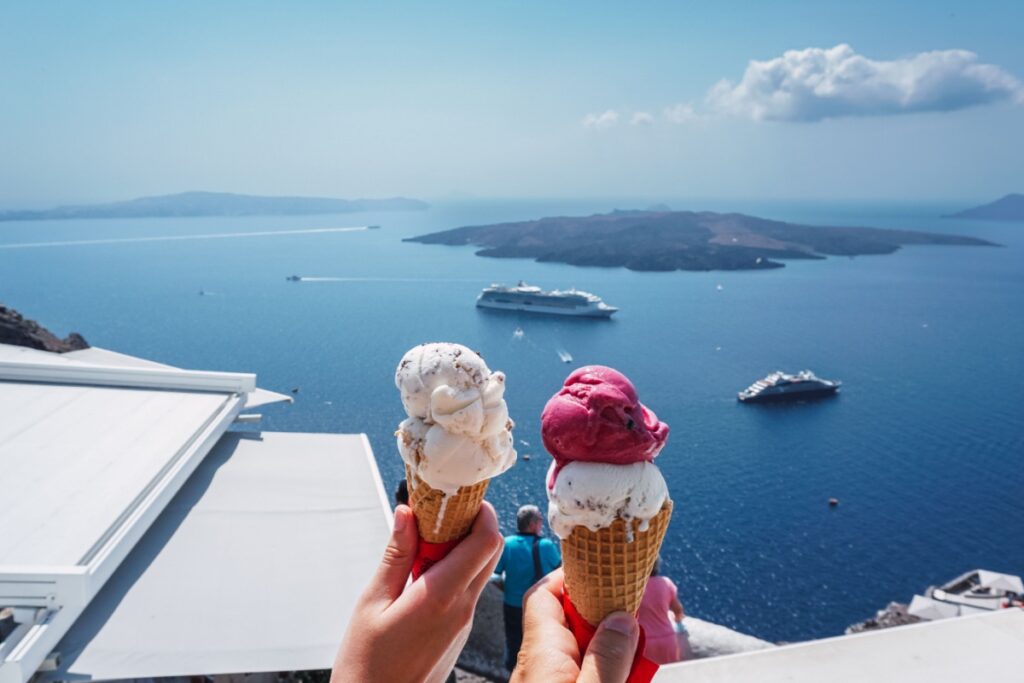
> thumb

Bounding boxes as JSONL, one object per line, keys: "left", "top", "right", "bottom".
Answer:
{"left": 578, "top": 612, "right": 639, "bottom": 683}
{"left": 367, "top": 505, "right": 418, "bottom": 604}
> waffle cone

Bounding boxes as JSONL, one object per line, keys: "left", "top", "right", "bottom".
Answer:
{"left": 405, "top": 464, "right": 490, "bottom": 543}
{"left": 561, "top": 501, "right": 673, "bottom": 626}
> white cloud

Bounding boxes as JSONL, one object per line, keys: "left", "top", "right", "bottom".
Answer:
{"left": 663, "top": 103, "right": 698, "bottom": 124}
{"left": 582, "top": 109, "right": 620, "bottom": 129}
{"left": 630, "top": 111, "right": 654, "bottom": 126}
{"left": 707, "top": 44, "right": 1024, "bottom": 122}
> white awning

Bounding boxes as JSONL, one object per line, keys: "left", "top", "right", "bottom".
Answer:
{"left": 46, "top": 431, "right": 391, "bottom": 682}
{"left": 0, "top": 381, "right": 233, "bottom": 566}
{"left": 63, "top": 347, "right": 292, "bottom": 409}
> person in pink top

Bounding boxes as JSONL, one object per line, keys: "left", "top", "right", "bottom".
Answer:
{"left": 637, "top": 557, "right": 686, "bottom": 665}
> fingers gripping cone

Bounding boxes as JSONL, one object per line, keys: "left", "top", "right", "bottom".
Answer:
{"left": 562, "top": 502, "right": 673, "bottom": 625}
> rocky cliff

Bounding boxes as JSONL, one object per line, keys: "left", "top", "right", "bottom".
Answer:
{"left": 0, "top": 305, "right": 89, "bottom": 352}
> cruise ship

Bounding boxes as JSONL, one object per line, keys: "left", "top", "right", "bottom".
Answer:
{"left": 738, "top": 370, "right": 840, "bottom": 403}
{"left": 476, "top": 282, "right": 618, "bottom": 318}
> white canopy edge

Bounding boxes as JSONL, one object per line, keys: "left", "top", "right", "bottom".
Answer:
{"left": 64, "top": 348, "right": 291, "bottom": 408}
{"left": 0, "top": 360, "right": 255, "bottom": 394}
{"left": 0, "top": 345, "right": 290, "bottom": 407}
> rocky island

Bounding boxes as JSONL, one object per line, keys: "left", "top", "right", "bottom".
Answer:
{"left": 406, "top": 209, "right": 995, "bottom": 272}
{"left": 0, "top": 305, "right": 89, "bottom": 352}
{"left": 946, "top": 193, "right": 1024, "bottom": 221}
{"left": 0, "top": 191, "right": 428, "bottom": 221}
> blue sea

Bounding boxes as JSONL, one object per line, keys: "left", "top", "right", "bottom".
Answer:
{"left": 2, "top": 199, "right": 1021, "bottom": 643}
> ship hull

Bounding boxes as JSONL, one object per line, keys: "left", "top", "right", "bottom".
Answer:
{"left": 738, "top": 385, "right": 839, "bottom": 403}
{"left": 476, "top": 300, "right": 616, "bottom": 318}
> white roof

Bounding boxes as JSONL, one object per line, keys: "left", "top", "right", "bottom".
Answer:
{"left": 0, "top": 343, "right": 291, "bottom": 683}
{"left": 0, "top": 380, "right": 232, "bottom": 565}
{"left": 656, "top": 608, "right": 1024, "bottom": 682}
{"left": 46, "top": 431, "right": 390, "bottom": 682}
{"left": 978, "top": 570, "right": 1024, "bottom": 595}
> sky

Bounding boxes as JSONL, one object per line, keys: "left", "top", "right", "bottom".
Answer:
{"left": 1, "top": 1, "right": 1022, "bottom": 206}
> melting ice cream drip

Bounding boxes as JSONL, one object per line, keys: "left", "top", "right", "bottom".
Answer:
{"left": 435, "top": 494, "right": 451, "bottom": 535}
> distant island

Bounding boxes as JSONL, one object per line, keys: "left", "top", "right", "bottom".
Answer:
{"left": 0, "top": 191, "right": 428, "bottom": 221}
{"left": 945, "top": 194, "right": 1024, "bottom": 221}
{"left": 406, "top": 209, "right": 996, "bottom": 272}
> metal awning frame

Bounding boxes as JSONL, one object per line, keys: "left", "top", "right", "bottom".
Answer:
{"left": 0, "top": 361, "right": 256, "bottom": 394}
{"left": 0, "top": 370, "right": 248, "bottom": 683}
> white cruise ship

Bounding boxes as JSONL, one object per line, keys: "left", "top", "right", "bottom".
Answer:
{"left": 738, "top": 370, "right": 840, "bottom": 403}
{"left": 476, "top": 281, "right": 617, "bottom": 318}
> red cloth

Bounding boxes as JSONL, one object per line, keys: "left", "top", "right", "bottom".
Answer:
{"left": 561, "top": 592, "right": 660, "bottom": 683}
{"left": 411, "top": 538, "right": 461, "bottom": 580}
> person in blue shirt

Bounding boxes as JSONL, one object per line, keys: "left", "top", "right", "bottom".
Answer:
{"left": 493, "top": 504, "right": 562, "bottom": 671}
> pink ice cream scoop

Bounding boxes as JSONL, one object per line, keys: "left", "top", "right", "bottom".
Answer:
{"left": 542, "top": 365, "right": 669, "bottom": 484}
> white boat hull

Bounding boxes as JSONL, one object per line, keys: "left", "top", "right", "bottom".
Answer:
{"left": 476, "top": 299, "right": 616, "bottom": 318}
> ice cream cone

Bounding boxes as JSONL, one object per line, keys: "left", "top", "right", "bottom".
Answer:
{"left": 394, "top": 343, "right": 515, "bottom": 549}
{"left": 561, "top": 501, "right": 673, "bottom": 625}
{"left": 405, "top": 464, "right": 490, "bottom": 543}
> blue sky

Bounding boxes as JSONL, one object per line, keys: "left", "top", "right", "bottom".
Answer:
{"left": 1, "top": 1, "right": 1022, "bottom": 205}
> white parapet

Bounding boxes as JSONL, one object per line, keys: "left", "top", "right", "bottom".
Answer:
{"left": 655, "top": 608, "right": 1024, "bottom": 683}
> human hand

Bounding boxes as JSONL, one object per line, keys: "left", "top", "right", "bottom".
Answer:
{"left": 332, "top": 502, "right": 503, "bottom": 683}
{"left": 511, "top": 569, "right": 640, "bottom": 683}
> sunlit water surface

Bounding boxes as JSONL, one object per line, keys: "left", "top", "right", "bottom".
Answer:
{"left": 2, "top": 198, "right": 1021, "bottom": 642}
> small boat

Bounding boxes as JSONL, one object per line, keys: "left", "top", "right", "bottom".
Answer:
{"left": 738, "top": 370, "right": 840, "bottom": 403}
{"left": 367, "top": 225, "right": 381, "bottom": 230}
{"left": 286, "top": 275, "right": 302, "bottom": 282}
{"left": 513, "top": 327, "right": 525, "bottom": 339}
{"left": 557, "top": 348, "right": 573, "bottom": 363}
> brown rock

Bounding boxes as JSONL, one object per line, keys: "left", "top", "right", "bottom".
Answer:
{"left": 0, "top": 305, "right": 89, "bottom": 353}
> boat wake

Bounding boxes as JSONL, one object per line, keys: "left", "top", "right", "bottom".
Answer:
{"left": 556, "top": 347, "right": 573, "bottom": 363}
{"left": 0, "top": 226, "right": 368, "bottom": 250}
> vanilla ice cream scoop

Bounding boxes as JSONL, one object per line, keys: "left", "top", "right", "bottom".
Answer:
{"left": 396, "top": 343, "right": 516, "bottom": 494}
{"left": 546, "top": 460, "right": 669, "bottom": 540}
{"left": 397, "top": 342, "right": 491, "bottom": 419}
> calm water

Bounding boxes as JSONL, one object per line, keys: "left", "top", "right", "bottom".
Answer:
{"left": 2, "top": 199, "right": 1021, "bottom": 642}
